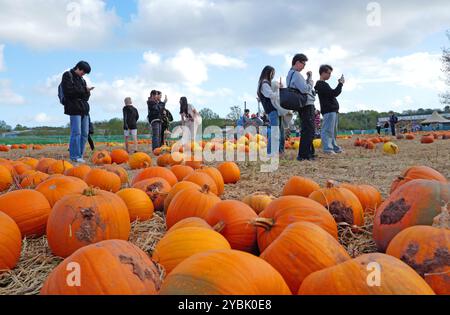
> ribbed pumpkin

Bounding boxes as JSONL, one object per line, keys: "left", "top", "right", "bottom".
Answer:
{"left": 252, "top": 196, "right": 338, "bottom": 253}
{"left": 309, "top": 180, "right": 364, "bottom": 226}
{"left": 159, "top": 249, "right": 291, "bottom": 295}
{"left": 282, "top": 176, "right": 320, "bottom": 197}
{"left": 205, "top": 200, "right": 258, "bottom": 253}
{"left": 170, "top": 165, "right": 195, "bottom": 181}
{"left": 157, "top": 152, "right": 184, "bottom": 167}
{"left": 373, "top": 180, "right": 449, "bottom": 252}
{"left": 111, "top": 149, "right": 129, "bottom": 164}
{"left": 0, "top": 190, "right": 51, "bottom": 237}
{"left": 167, "top": 217, "right": 212, "bottom": 233}
{"left": 46, "top": 188, "right": 131, "bottom": 258}
{"left": 153, "top": 227, "right": 231, "bottom": 274}
{"left": 116, "top": 188, "right": 154, "bottom": 222}
{"left": 339, "top": 183, "right": 383, "bottom": 213}
{"left": 47, "top": 160, "right": 74, "bottom": 175}
{"left": 20, "top": 171, "right": 50, "bottom": 189}
{"left": 241, "top": 193, "right": 274, "bottom": 214}
{"left": 36, "top": 158, "right": 57, "bottom": 173}
{"left": 260, "top": 222, "right": 351, "bottom": 294}
{"left": 11, "top": 161, "right": 32, "bottom": 176}
{"left": 129, "top": 152, "right": 152, "bottom": 170}
{"left": 163, "top": 181, "right": 201, "bottom": 214}
{"left": 40, "top": 240, "right": 161, "bottom": 295}
{"left": 197, "top": 167, "right": 225, "bottom": 196}
{"left": 390, "top": 165, "right": 447, "bottom": 194}
{"left": 132, "top": 166, "right": 178, "bottom": 186}
{"left": 132, "top": 177, "right": 171, "bottom": 212}
{"left": 386, "top": 225, "right": 449, "bottom": 295}
{"left": 0, "top": 212, "right": 22, "bottom": 271}
{"left": 217, "top": 162, "right": 240, "bottom": 184}
{"left": 298, "top": 253, "right": 435, "bottom": 295}
{"left": 0, "top": 165, "right": 13, "bottom": 192}
{"left": 166, "top": 185, "right": 221, "bottom": 229}
{"left": 421, "top": 135, "right": 435, "bottom": 144}
{"left": 91, "top": 150, "right": 112, "bottom": 165}
{"left": 101, "top": 164, "right": 129, "bottom": 185}
{"left": 36, "top": 176, "right": 88, "bottom": 207}
{"left": 84, "top": 168, "right": 122, "bottom": 193}
{"left": 184, "top": 171, "right": 219, "bottom": 195}
{"left": 64, "top": 164, "right": 91, "bottom": 180}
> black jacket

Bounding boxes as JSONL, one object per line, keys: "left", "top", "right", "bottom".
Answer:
{"left": 315, "top": 81, "right": 343, "bottom": 115}
{"left": 147, "top": 99, "right": 165, "bottom": 123}
{"left": 123, "top": 105, "right": 139, "bottom": 130}
{"left": 62, "top": 69, "right": 91, "bottom": 116}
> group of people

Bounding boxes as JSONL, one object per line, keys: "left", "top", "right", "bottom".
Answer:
{"left": 257, "top": 54, "right": 346, "bottom": 161}
{"left": 376, "top": 112, "right": 399, "bottom": 136}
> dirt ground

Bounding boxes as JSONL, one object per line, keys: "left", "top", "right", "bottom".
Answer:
{"left": 0, "top": 137, "right": 449, "bottom": 294}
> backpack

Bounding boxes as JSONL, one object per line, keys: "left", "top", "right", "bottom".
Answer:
{"left": 58, "top": 71, "right": 73, "bottom": 105}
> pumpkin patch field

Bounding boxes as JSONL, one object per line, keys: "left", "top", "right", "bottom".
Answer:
{"left": 0, "top": 135, "right": 449, "bottom": 295}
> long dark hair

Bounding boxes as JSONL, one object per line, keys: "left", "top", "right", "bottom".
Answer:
{"left": 257, "top": 65, "right": 275, "bottom": 100}
{"left": 180, "top": 97, "right": 189, "bottom": 115}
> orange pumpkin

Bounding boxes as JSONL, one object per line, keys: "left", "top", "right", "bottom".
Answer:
{"left": 252, "top": 196, "right": 338, "bottom": 253}
{"left": 0, "top": 165, "right": 13, "bottom": 192}
{"left": 36, "top": 176, "right": 88, "bottom": 207}
{"left": 217, "top": 162, "right": 240, "bottom": 184}
{"left": 132, "top": 177, "right": 171, "bottom": 212}
{"left": 421, "top": 135, "right": 435, "bottom": 144}
{"left": 197, "top": 167, "right": 225, "bottom": 196}
{"left": 157, "top": 152, "right": 184, "bottom": 167}
{"left": 116, "top": 188, "right": 154, "bottom": 222}
{"left": 40, "top": 240, "right": 161, "bottom": 295}
{"left": 298, "top": 253, "right": 435, "bottom": 295}
{"left": 0, "top": 212, "right": 22, "bottom": 271}
{"left": 206, "top": 200, "right": 258, "bottom": 253}
{"left": 309, "top": 180, "right": 364, "bottom": 226}
{"left": 47, "top": 160, "right": 74, "bottom": 175}
{"left": 11, "top": 161, "right": 32, "bottom": 176}
{"left": 282, "top": 176, "right": 320, "bottom": 197}
{"left": 390, "top": 165, "right": 447, "bottom": 194}
{"left": 91, "top": 150, "right": 112, "bottom": 165}
{"left": 373, "top": 179, "right": 449, "bottom": 252}
{"left": 386, "top": 225, "right": 449, "bottom": 295}
{"left": 20, "top": 171, "right": 50, "bottom": 189}
{"left": 84, "top": 169, "right": 122, "bottom": 193}
{"left": 101, "top": 164, "right": 129, "bottom": 185}
{"left": 46, "top": 188, "right": 131, "bottom": 258}
{"left": 159, "top": 249, "right": 291, "bottom": 295}
{"left": 36, "top": 158, "right": 58, "bottom": 174}
{"left": 170, "top": 165, "right": 195, "bottom": 181}
{"left": 64, "top": 164, "right": 91, "bottom": 180}
{"left": 167, "top": 217, "right": 212, "bottom": 233}
{"left": 184, "top": 171, "right": 219, "bottom": 196}
{"left": 18, "top": 157, "right": 39, "bottom": 170}
{"left": 241, "top": 193, "right": 274, "bottom": 214}
{"left": 406, "top": 134, "right": 416, "bottom": 140}
{"left": 111, "top": 149, "right": 129, "bottom": 164}
{"left": 260, "top": 222, "right": 351, "bottom": 294}
{"left": 132, "top": 166, "right": 178, "bottom": 186}
{"left": 129, "top": 152, "right": 152, "bottom": 170}
{"left": 0, "top": 190, "right": 52, "bottom": 237}
{"left": 163, "top": 181, "right": 201, "bottom": 214}
{"left": 340, "top": 183, "right": 383, "bottom": 213}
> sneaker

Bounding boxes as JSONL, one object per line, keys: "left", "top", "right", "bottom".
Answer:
{"left": 323, "top": 151, "right": 337, "bottom": 155}
{"left": 335, "top": 149, "right": 345, "bottom": 154}
{"left": 76, "top": 158, "right": 86, "bottom": 163}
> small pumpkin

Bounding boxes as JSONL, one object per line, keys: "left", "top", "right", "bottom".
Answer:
{"left": 101, "top": 164, "right": 129, "bottom": 185}
{"left": 91, "top": 150, "right": 112, "bottom": 165}
{"left": 241, "top": 192, "right": 274, "bottom": 214}
{"left": 282, "top": 176, "right": 320, "bottom": 197}
{"left": 184, "top": 171, "right": 219, "bottom": 196}
{"left": 0, "top": 165, "right": 13, "bottom": 192}
{"left": 116, "top": 188, "right": 154, "bottom": 222}
{"left": 111, "top": 149, "right": 129, "bottom": 164}
{"left": 132, "top": 166, "right": 178, "bottom": 186}
{"left": 64, "top": 164, "right": 91, "bottom": 180}
{"left": 47, "top": 160, "right": 74, "bottom": 175}
{"left": 383, "top": 142, "right": 399, "bottom": 154}
{"left": 170, "top": 165, "right": 195, "bottom": 181}
{"left": 84, "top": 168, "right": 122, "bottom": 193}
{"left": 421, "top": 135, "right": 435, "bottom": 144}
{"left": 36, "top": 158, "right": 58, "bottom": 174}
{"left": 217, "top": 162, "right": 240, "bottom": 184}
{"left": 129, "top": 152, "right": 152, "bottom": 170}
{"left": 36, "top": 176, "right": 88, "bottom": 207}
{"left": 0, "top": 212, "right": 22, "bottom": 272}
{"left": 163, "top": 181, "right": 201, "bottom": 214}
{"left": 132, "top": 177, "right": 171, "bottom": 212}
{"left": 390, "top": 165, "right": 447, "bottom": 194}
{"left": 20, "top": 171, "right": 50, "bottom": 189}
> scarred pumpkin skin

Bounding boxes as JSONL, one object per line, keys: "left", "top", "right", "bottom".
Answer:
{"left": 167, "top": 217, "right": 212, "bottom": 233}
{"left": 40, "top": 240, "right": 161, "bottom": 295}
{"left": 390, "top": 166, "right": 447, "bottom": 194}
{"left": 132, "top": 177, "right": 171, "bottom": 212}
{"left": 386, "top": 225, "right": 450, "bottom": 295}
{"left": 260, "top": 222, "right": 351, "bottom": 294}
{"left": 252, "top": 196, "right": 338, "bottom": 253}
{"left": 91, "top": 150, "right": 112, "bottom": 165}
{"left": 298, "top": 253, "right": 435, "bottom": 295}
{"left": 46, "top": 188, "right": 131, "bottom": 258}
{"left": 373, "top": 180, "right": 449, "bottom": 252}
{"left": 159, "top": 249, "right": 291, "bottom": 295}
{"left": 282, "top": 176, "right": 320, "bottom": 198}
{"left": 0, "top": 212, "right": 22, "bottom": 271}
{"left": 153, "top": 227, "right": 231, "bottom": 274}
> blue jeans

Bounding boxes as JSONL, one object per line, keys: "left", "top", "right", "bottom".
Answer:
{"left": 151, "top": 120, "right": 162, "bottom": 151}
{"left": 267, "top": 111, "right": 284, "bottom": 155}
{"left": 321, "top": 112, "right": 342, "bottom": 153}
{"left": 69, "top": 115, "right": 89, "bottom": 161}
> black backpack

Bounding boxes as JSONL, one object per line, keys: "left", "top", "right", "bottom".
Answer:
{"left": 58, "top": 71, "right": 73, "bottom": 105}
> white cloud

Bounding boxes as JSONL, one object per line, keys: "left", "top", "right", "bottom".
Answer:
{"left": 0, "top": 80, "right": 25, "bottom": 105}
{"left": 0, "top": 44, "right": 4, "bottom": 71}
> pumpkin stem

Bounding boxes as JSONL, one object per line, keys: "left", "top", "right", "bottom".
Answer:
{"left": 83, "top": 187, "right": 97, "bottom": 197}
{"left": 213, "top": 221, "right": 226, "bottom": 233}
{"left": 251, "top": 217, "right": 275, "bottom": 231}
{"left": 326, "top": 180, "right": 339, "bottom": 188}
{"left": 200, "top": 184, "right": 210, "bottom": 194}
{"left": 433, "top": 203, "right": 449, "bottom": 229}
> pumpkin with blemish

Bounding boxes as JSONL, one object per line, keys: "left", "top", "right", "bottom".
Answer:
{"left": 36, "top": 176, "right": 88, "bottom": 207}
{"left": 309, "top": 180, "right": 364, "bottom": 226}
{"left": 390, "top": 165, "right": 447, "bottom": 194}
{"left": 373, "top": 179, "right": 449, "bottom": 252}
{"left": 282, "top": 176, "right": 320, "bottom": 197}
{"left": 159, "top": 249, "right": 291, "bottom": 295}
{"left": 252, "top": 196, "right": 338, "bottom": 253}
{"left": 298, "top": 253, "right": 435, "bottom": 295}
{"left": 167, "top": 217, "right": 212, "bottom": 233}
{"left": 91, "top": 150, "right": 112, "bottom": 165}
{"left": 260, "top": 222, "right": 351, "bottom": 294}
{"left": 0, "top": 212, "right": 22, "bottom": 272}
{"left": 386, "top": 225, "right": 450, "bottom": 295}
{"left": 132, "top": 166, "right": 177, "bottom": 186}
{"left": 41, "top": 240, "right": 161, "bottom": 295}
{"left": 132, "top": 177, "right": 171, "bottom": 212}
{"left": 46, "top": 188, "right": 131, "bottom": 258}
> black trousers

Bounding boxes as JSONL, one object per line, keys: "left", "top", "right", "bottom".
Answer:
{"left": 298, "top": 105, "right": 315, "bottom": 159}
{"left": 391, "top": 125, "right": 396, "bottom": 136}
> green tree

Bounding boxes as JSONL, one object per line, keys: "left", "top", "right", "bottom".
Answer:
{"left": 199, "top": 108, "right": 220, "bottom": 120}
{"left": 226, "top": 106, "right": 242, "bottom": 121}
{"left": 0, "top": 120, "right": 12, "bottom": 132}
{"left": 441, "top": 30, "right": 450, "bottom": 105}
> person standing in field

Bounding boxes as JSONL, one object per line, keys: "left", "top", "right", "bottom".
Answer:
{"left": 123, "top": 97, "right": 139, "bottom": 153}
{"left": 180, "top": 96, "right": 201, "bottom": 144}
{"left": 60, "top": 61, "right": 94, "bottom": 163}
{"left": 389, "top": 111, "right": 399, "bottom": 136}
{"left": 147, "top": 90, "right": 165, "bottom": 151}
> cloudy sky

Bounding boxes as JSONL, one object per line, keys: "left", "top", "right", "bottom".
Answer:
{"left": 0, "top": 0, "right": 449, "bottom": 127}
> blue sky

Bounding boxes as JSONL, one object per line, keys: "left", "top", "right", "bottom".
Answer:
{"left": 0, "top": 0, "right": 449, "bottom": 127}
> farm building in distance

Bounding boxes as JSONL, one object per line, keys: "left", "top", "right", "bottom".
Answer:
{"left": 378, "top": 112, "right": 450, "bottom": 132}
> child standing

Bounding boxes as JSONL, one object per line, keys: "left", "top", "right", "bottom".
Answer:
{"left": 123, "top": 97, "right": 139, "bottom": 153}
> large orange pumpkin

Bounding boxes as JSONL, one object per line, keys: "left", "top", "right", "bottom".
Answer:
{"left": 167, "top": 217, "right": 212, "bottom": 233}
{"left": 40, "top": 240, "right": 161, "bottom": 295}
{"left": 282, "top": 176, "right": 321, "bottom": 197}
{"left": 197, "top": 167, "right": 225, "bottom": 196}
{"left": 390, "top": 165, "right": 447, "bottom": 194}
{"left": 0, "top": 190, "right": 52, "bottom": 237}
{"left": 163, "top": 181, "right": 201, "bottom": 214}
{"left": 47, "top": 160, "right": 74, "bottom": 175}
{"left": 298, "top": 253, "right": 435, "bottom": 295}
{"left": 0, "top": 164, "right": 13, "bottom": 192}
{"left": 111, "top": 149, "right": 129, "bottom": 164}
{"left": 153, "top": 227, "right": 231, "bottom": 274}
{"left": 129, "top": 152, "right": 152, "bottom": 170}
{"left": 132, "top": 177, "right": 171, "bottom": 212}
{"left": 101, "top": 164, "right": 129, "bottom": 185}
{"left": 20, "top": 171, "right": 50, "bottom": 189}
{"left": 84, "top": 168, "right": 122, "bottom": 193}
{"left": 217, "top": 162, "right": 240, "bottom": 184}
{"left": 116, "top": 188, "right": 154, "bottom": 222}
{"left": 36, "top": 158, "right": 57, "bottom": 174}
{"left": 252, "top": 196, "right": 338, "bottom": 253}
{"left": 184, "top": 171, "right": 219, "bottom": 195}
{"left": 386, "top": 225, "right": 449, "bottom": 295}
{"left": 373, "top": 179, "right": 449, "bottom": 252}
{"left": 64, "top": 164, "right": 91, "bottom": 180}
{"left": 36, "top": 176, "right": 88, "bottom": 207}
{"left": 0, "top": 212, "right": 22, "bottom": 271}
{"left": 91, "top": 150, "right": 112, "bottom": 165}
{"left": 166, "top": 185, "right": 221, "bottom": 229}
{"left": 241, "top": 193, "right": 274, "bottom": 214}
{"left": 46, "top": 188, "right": 131, "bottom": 258}
{"left": 260, "top": 222, "right": 351, "bottom": 294}
{"left": 340, "top": 183, "right": 383, "bottom": 213}
{"left": 170, "top": 165, "right": 195, "bottom": 181}
{"left": 132, "top": 166, "right": 178, "bottom": 186}
{"left": 309, "top": 180, "right": 364, "bottom": 226}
